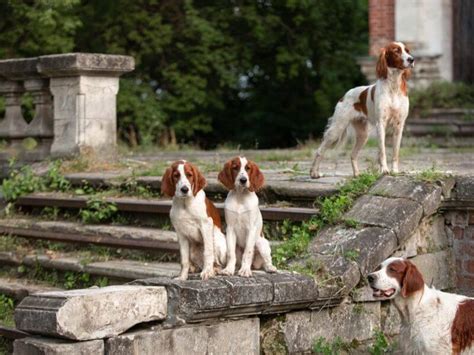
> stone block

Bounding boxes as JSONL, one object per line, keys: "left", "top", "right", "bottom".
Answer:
{"left": 381, "top": 301, "right": 401, "bottom": 336}
{"left": 282, "top": 303, "right": 381, "bottom": 353}
{"left": 370, "top": 175, "right": 442, "bottom": 217}
{"left": 15, "top": 286, "right": 167, "bottom": 340}
{"left": 344, "top": 195, "right": 423, "bottom": 243}
{"left": 311, "top": 226, "right": 398, "bottom": 276}
{"left": 411, "top": 250, "right": 455, "bottom": 290}
{"left": 454, "top": 176, "right": 474, "bottom": 201}
{"left": 13, "top": 337, "right": 104, "bottom": 355}
{"left": 105, "top": 318, "right": 259, "bottom": 355}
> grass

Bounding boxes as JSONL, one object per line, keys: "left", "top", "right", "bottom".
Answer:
{"left": 0, "top": 294, "right": 15, "bottom": 327}
{"left": 414, "top": 165, "right": 447, "bottom": 183}
{"left": 272, "top": 170, "right": 379, "bottom": 271}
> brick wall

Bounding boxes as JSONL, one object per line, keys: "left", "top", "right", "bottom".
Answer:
{"left": 369, "top": 0, "right": 395, "bottom": 56}
{"left": 447, "top": 211, "right": 474, "bottom": 295}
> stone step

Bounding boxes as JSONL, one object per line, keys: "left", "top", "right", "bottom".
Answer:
{"left": 15, "top": 285, "right": 167, "bottom": 341}
{"left": 15, "top": 193, "right": 319, "bottom": 222}
{"left": 0, "top": 251, "right": 181, "bottom": 281}
{"left": 63, "top": 171, "right": 341, "bottom": 206}
{"left": 0, "top": 218, "right": 179, "bottom": 252}
{"left": 0, "top": 277, "right": 61, "bottom": 301}
{"left": 0, "top": 218, "right": 283, "bottom": 253}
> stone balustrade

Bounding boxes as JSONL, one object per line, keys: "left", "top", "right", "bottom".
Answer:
{"left": 0, "top": 53, "right": 134, "bottom": 162}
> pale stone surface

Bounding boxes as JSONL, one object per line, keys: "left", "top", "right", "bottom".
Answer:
{"left": 411, "top": 250, "right": 455, "bottom": 290}
{"left": 105, "top": 318, "right": 260, "bottom": 355}
{"left": 282, "top": 303, "right": 381, "bottom": 353}
{"left": 15, "top": 285, "right": 167, "bottom": 340}
{"left": 14, "top": 337, "right": 104, "bottom": 355}
{"left": 381, "top": 302, "right": 402, "bottom": 337}
{"left": 49, "top": 76, "right": 119, "bottom": 158}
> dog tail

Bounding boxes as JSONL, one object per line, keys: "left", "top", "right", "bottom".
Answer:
{"left": 320, "top": 103, "right": 352, "bottom": 150}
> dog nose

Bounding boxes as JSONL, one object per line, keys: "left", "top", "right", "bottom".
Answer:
{"left": 239, "top": 177, "right": 247, "bottom": 185}
{"left": 407, "top": 56, "right": 414, "bottom": 64}
{"left": 180, "top": 186, "right": 189, "bottom": 194}
{"left": 367, "top": 274, "right": 376, "bottom": 284}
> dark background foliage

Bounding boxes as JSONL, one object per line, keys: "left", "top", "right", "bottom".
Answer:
{"left": 0, "top": 0, "right": 368, "bottom": 148}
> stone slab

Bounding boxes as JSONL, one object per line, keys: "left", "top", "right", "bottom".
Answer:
{"left": 454, "top": 176, "right": 474, "bottom": 201}
{"left": 14, "top": 337, "right": 104, "bottom": 355}
{"left": 106, "top": 318, "right": 259, "bottom": 355}
{"left": 84, "top": 260, "right": 180, "bottom": 279}
{"left": 131, "top": 272, "right": 319, "bottom": 323}
{"left": 0, "top": 277, "right": 61, "bottom": 301}
{"left": 370, "top": 175, "right": 442, "bottom": 217}
{"left": 310, "top": 226, "right": 398, "bottom": 276}
{"left": 15, "top": 286, "right": 167, "bottom": 340}
{"left": 344, "top": 195, "right": 423, "bottom": 242}
{"left": 38, "top": 53, "right": 135, "bottom": 77}
{"left": 282, "top": 302, "right": 381, "bottom": 353}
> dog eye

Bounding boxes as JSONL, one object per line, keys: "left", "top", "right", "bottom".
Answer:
{"left": 186, "top": 173, "right": 192, "bottom": 178}
{"left": 232, "top": 165, "right": 238, "bottom": 170}
{"left": 245, "top": 166, "right": 250, "bottom": 171}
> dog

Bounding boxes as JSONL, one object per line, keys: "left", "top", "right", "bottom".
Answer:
{"left": 368, "top": 257, "right": 474, "bottom": 354}
{"left": 217, "top": 156, "right": 277, "bottom": 277}
{"left": 310, "top": 42, "right": 415, "bottom": 178}
{"left": 161, "top": 160, "right": 227, "bottom": 280}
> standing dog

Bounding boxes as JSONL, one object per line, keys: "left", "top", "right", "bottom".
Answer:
{"left": 368, "top": 257, "right": 474, "bottom": 354}
{"left": 217, "top": 157, "right": 277, "bottom": 277}
{"left": 161, "top": 160, "right": 226, "bottom": 280}
{"left": 310, "top": 42, "right": 415, "bottom": 178}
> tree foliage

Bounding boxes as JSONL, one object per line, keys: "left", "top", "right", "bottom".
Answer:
{"left": 0, "top": 0, "right": 368, "bottom": 148}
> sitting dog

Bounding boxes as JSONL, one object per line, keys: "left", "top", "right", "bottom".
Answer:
{"left": 368, "top": 257, "right": 474, "bottom": 354}
{"left": 310, "top": 42, "right": 415, "bottom": 178}
{"left": 217, "top": 156, "right": 277, "bottom": 277}
{"left": 161, "top": 160, "right": 226, "bottom": 280}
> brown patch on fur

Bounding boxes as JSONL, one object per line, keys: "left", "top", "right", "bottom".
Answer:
{"left": 452, "top": 300, "right": 474, "bottom": 354}
{"left": 218, "top": 157, "right": 241, "bottom": 190}
{"left": 387, "top": 260, "right": 424, "bottom": 298}
{"left": 183, "top": 162, "right": 206, "bottom": 196}
{"left": 370, "top": 85, "right": 375, "bottom": 101}
{"left": 247, "top": 160, "right": 265, "bottom": 192}
{"left": 160, "top": 161, "right": 206, "bottom": 197}
{"left": 205, "top": 197, "right": 222, "bottom": 230}
{"left": 353, "top": 88, "right": 369, "bottom": 115}
{"left": 401, "top": 70, "right": 411, "bottom": 96}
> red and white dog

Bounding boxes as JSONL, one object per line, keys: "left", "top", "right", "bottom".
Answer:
{"left": 368, "top": 257, "right": 474, "bottom": 354}
{"left": 310, "top": 42, "right": 415, "bottom": 178}
{"left": 217, "top": 157, "right": 276, "bottom": 277}
{"left": 161, "top": 160, "right": 227, "bottom": 280}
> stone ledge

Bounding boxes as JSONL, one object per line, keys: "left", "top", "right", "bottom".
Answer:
{"left": 14, "top": 337, "right": 104, "bottom": 355}
{"left": 0, "top": 58, "right": 40, "bottom": 80}
{"left": 130, "top": 272, "right": 337, "bottom": 324}
{"left": 15, "top": 286, "right": 167, "bottom": 340}
{"left": 37, "top": 53, "right": 135, "bottom": 77}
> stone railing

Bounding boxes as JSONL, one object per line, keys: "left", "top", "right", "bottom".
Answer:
{"left": 0, "top": 53, "right": 134, "bottom": 161}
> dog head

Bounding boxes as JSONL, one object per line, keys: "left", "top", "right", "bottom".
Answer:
{"left": 376, "top": 42, "right": 414, "bottom": 79}
{"left": 367, "top": 257, "right": 424, "bottom": 299}
{"left": 161, "top": 160, "right": 206, "bottom": 198}
{"left": 218, "top": 156, "right": 264, "bottom": 192}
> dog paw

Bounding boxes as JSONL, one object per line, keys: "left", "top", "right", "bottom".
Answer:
{"left": 218, "top": 267, "right": 235, "bottom": 276}
{"left": 238, "top": 267, "right": 253, "bottom": 277}
{"left": 200, "top": 268, "right": 215, "bottom": 280}
{"left": 380, "top": 167, "right": 390, "bottom": 175}
{"left": 265, "top": 265, "right": 277, "bottom": 273}
{"left": 174, "top": 275, "right": 188, "bottom": 281}
{"left": 309, "top": 170, "right": 320, "bottom": 179}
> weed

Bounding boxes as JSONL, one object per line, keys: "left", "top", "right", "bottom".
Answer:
{"left": 343, "top": 249, "right": 360, "bottom": 262}
{"left": 1, "top": 161, "right": 44, "bottom": 201}
{"left": 344, "top": 218, "right": 360, "bottom": 229}
{"left": 272, "top": 171, "right": 379, "bottom": 271}
{"left": 313, "top": 336, "right": 356, "bottom": 355}
{"left": 79, "top": 198, "right": 118, "bottom": 224}
{"left": 44, "top": 160, "right": 71, "bottom": 191}
{"left": 0, "top": 294, "right": 15, "bottom": 327}
{"left": 368, "top": 330, "right": 392, "bottom": 354}
{"left": 414, "top": 166, "right": 446, "bottom": 183}
{"left": 41, "top": 206, "right": 60, "bottom": 220}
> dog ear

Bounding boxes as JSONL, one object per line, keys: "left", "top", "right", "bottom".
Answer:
{"left": 191, "top": 164, "right": 207, "bottom": 196}
{"left": 376, "top": 47, "right": 388, "bottom": 79}
{"left": 161, "top": 167, "right": 176, "bottom": 197}
{"left": 218, "top": 160, "right": 235, "bottom": 190}
{"left": 402, "top": 69, "right": 411, "bottom": 81}
{"left": 401, "top": 260, "right": 424, "bottom": 298}
{"left": 248, "top": 160, "right": 265, "bottom": 192}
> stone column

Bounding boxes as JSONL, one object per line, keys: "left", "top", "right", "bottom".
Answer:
{"left": 369, "top": 0, "right": 395, "bottom": 56}
{"left": 37, "top": 53, "right": 134, "bottom": 159}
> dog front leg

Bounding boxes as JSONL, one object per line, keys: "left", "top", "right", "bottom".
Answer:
{"left": 176, "top": 234, "right": 190, "bottom": 280}
{"left": 219, "top": 227, "right": 236, "bottom": 276}
{"left": 376, "top": 121, "right": 390, "bottom": 174}
{"left": 391, "top": 119, "right": 406, "bottom": 173}
{"left": 199, "top": 218, "right": 215, "bottom": 280}
{"left": 238, "top": 227, "right": 258, "bottom": 277}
